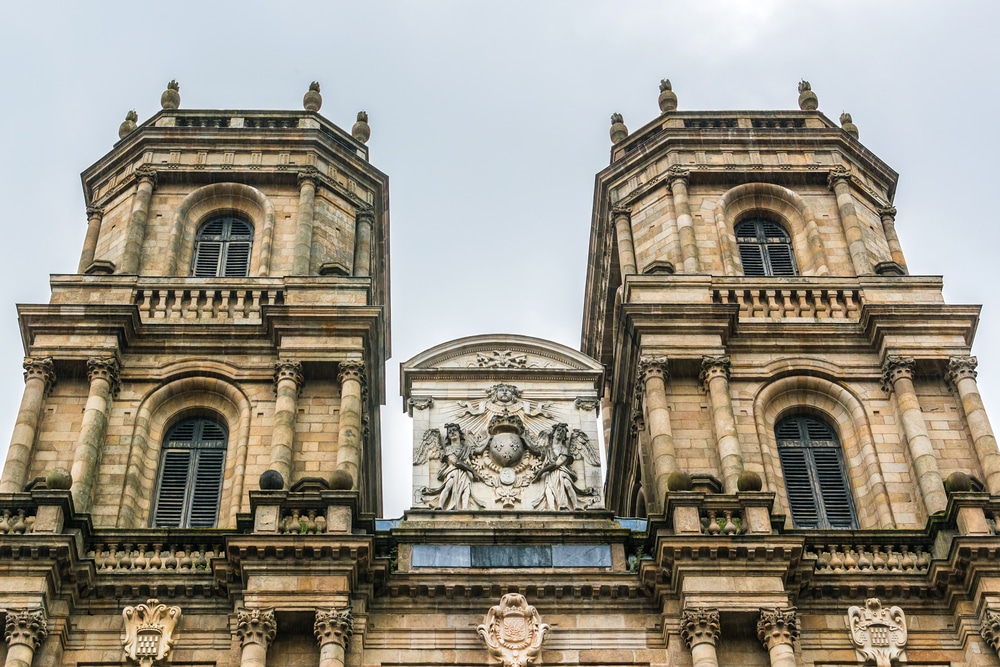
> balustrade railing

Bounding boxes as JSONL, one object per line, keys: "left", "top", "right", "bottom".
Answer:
{"left": 134, "top": 284, "right": 284, "bottom": 322}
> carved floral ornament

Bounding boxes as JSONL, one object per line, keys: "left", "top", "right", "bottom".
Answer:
{"left": 23, "top": 356, "right": 56, "bottom": 391}
{"left": 680, "top": 607, "right": 720, "bottom": 648}
{"left": 478, "top": 593, "right": 549, "bottom": 667}
{"left": 236, "top": 607, "right": 276, "bottom": 649}
{"left": 981, "top": 607, "right": 1000, "bottom": 653}
{"left": 846, "top": 598, "right": 907, "bottom": 667}
{"left": 757, "top": 607, "right": 798, "bottom": 650}
{"left": 946, "top": 355, "right": 978, "bottom": 388}
{"left": 4, "top": 608, "right": 47, "bottom": 651}
{"left": 122, "top": 599, "right": 181, "bottom": 667}
{"left": 880, "top": 355, "right": 916, "bottom": 394}
{"left": 314, "top": 607, "right": 353, "bottom": 650}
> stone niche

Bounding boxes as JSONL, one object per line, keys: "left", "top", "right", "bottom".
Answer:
{"left": 401, "top": 334, "right": 605, "bottom": 513}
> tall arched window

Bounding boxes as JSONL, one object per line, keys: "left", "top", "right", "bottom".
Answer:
{"left": 192, "top": 216, "right": 253, "bottom": 277}
{"left": 776, "top": 414, "right": 856, "bottom": 529}
{"left": 735, "top": 218, "right": 797, "bottom": 276}
{"left": 153, "top": 417, "right": 227, "bottom": 528}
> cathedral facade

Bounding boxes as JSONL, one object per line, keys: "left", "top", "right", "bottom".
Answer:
{"left": 0, "top": 78, "right": 998, "bottom": 667}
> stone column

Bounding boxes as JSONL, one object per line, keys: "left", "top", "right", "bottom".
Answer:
{"left": 269, "top": 361, "right": 304, "bottom": 488}
{"left": 700, "top": 356, "right": 744, "bottom": 493}
{"left": 119, "top": 166, "right": 156, "bottom": 274}
{"left": 757, "top": 607, "right": 798, "bottom": 667}
{"left": 70, "top": 357, "right": 120, "bottom": 513}
{"left": 680, "top": 607, "right": 720, "bottom": 667}
{"left": 236, "top": 607, "right": 276, "bottom": 667}
{"left": 667, "top": 167, "right": 700, "bottom": 273}
{"left": 315, "top": 607, "right": 353, "bottom": 667}
{"left": 353, "top": 206, "right": 375, "bottom": 277}
{"left": 639, "top": 356, "right": 677, "bottom": 503}
{"left": 946, "top": 356, "right": 1000, "bottom": 495}
{"left": 292, "top": 168, "right": 319, "bottom": 275}
{"left": 827, "top": 167, "right": 872, "bottom": 275}
{"left": 0, "top": 358, "right": 56, "bottom": 494}
{"left": 882, "top": 355, "right": 947, "bottom": 515}
{"left": 611, "top": 205, "right": 637, "bottom": 276}
{"left": 3, "top": 609, "right": 47, "bottom": 667}
{"left": 877, "top": 206, "right": 908, "bottom": 273}
{"left": 78, "top": 206, "right": 103, "bottom": 273}
{"left": 336, "top": 361, "right": 365, "bottom": 489}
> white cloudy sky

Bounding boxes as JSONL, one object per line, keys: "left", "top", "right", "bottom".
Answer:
{"left": 0, "top": 1, "right": 998, "bottom": 518}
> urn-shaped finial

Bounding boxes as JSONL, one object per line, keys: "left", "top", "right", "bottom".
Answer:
{"left": 304, "top": 81, "right": 323, "bottom": 112}
{"left": 840, "top": 112, "right": 859, "bottom": 139}
{"left": 160, "top": 80, "right": 180, "bottom": 110}
{"left": 352, "top": 111, "right": 371, "bottom": 144}
{"left": 118, "top": 110, "right": 138, "bottom": 139}
{"left": 797, "top": 80, "right": 818, "bottom": 111}
{"left": 658, "top": 79, "right": 678, "bottom": 113}
{"left": 610, "top": 112, "right": 628, "bottom": 143}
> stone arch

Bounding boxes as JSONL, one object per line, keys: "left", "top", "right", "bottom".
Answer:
{"left": 116, "top": 375, "right": 252, "bottom": 529}
{"left": 752, "top": 372, "right": 894, "bottom": 529}
{"left": 165, "top": 183, "right": 276, "bottom": 276}
{"left": 714, "top": 182, "right": 829, "bottom": 276}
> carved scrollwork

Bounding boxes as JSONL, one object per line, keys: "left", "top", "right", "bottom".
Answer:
{"left": 355, "top": 205, "right": 375, "bottom": 224}
{"left": 757, "top": 607, "right": 798, "bottom": 650}
{"left": 573, "top": 397, "right": 599, "bottom": 412}
{"left": 408, "top": 397, "right": 434, "bottom": 411}
{"left": 981, "top": 607, "right": 1000, "bottom": 654}
{"left": 4, "top": 608, "right": 47, "bottom": 651}
{"left": 86, "top": 205, "right": 104, "bottom": 219}
{"left": 314, "top": 607, "right": 353, "bottom": 650}
{"left": 122, "top": 599, "right": 181, "bottom": 667}
{"left": 236, "top": 607, "right": 276, "bottom": 649}
{"left": 680, "top": 607, "right": 720, "bottom": 648}
{"left": 476, "top": 350, "right": 529, "bottom": 368}
{"left": 846, "top": 598, "right": 906, "bottom": 667}
{"left": 477, "top": 594, "right": 549, "bottom": 667}
{"left": 610, "top": 204, "right": 632, "bottom": 220}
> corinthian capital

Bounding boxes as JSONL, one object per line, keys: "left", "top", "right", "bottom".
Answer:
{"left": 637, "top": 356, "right": 669, "bottom": 385}
{"left": 881, "top": 355, "right": 916, "bottom": 393}
{"left": 87, "top": 357, "right": 121, "bottom": 395}
{"left": 134, "top": 165, "right": 157, "bottom": 186}
{"left": 274, "top": 360, "right": 304, "bottom": 395}
{"left": 86, "top": 205, "right": 104, "bottom": 220}
{"left": 4, "top": 608, "right": 47, "bottom": 650}
{"left": 946, "top": 355, "right": 978, "bottom": 388}
{"left": 610, "top": 204, "right": 632, "bottom": 220}
{"left": 699, "top": 355, "right": 731, "bottom": 390}
{"left": 877, "top": 205, "right": 897, "bottom": 220}
{"left": 827, "top": 165, "right": 852, "bottom": 190}
{"left": 355, "top": 205, "right": 375, "bottom": 224}
{"left": 23, "top": 357, "right": 56, "bottom": 393}
{"left": 757, "top": 607, "right": 798, "bottom": 650}
{"left": 667, "top": 165, "right": 690, "bottom": 187}
{"left": 297, "top": 166, "right": 320, "bottom": 187}
{"left": 680, "top": 607, "right": 720, "bottom": 648}
{"left": 981, "top": 608, "right": 1000, "bottom": 653}
{"left": 338, "top": 360, "right": 366, "bottom": 385}
{"left": 236, "top": 607, "right": 276, "bottom": 649}
{"left": 314, "top": 607, "right": 354, "bottom": 650}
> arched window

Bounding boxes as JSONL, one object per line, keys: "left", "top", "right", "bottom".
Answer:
{"left": 153, "top": 417, "right": 227, "bottom": 528}
{"left": 776, "top": 415, "right": 856, "bottom": 529}
{"left": 192, "top": 216, "right": 253, "bottom": 277}
{"left": 735, "top": 218, "right": 797, "bottom": 276}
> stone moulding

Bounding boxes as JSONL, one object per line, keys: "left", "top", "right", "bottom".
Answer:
{"left": 478, "top": 593, "right": 549, "bottom": 667}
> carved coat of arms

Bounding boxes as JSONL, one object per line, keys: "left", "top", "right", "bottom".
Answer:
{"left": 478, "top": 593, "right": 549, "bottom": 667}
{"left": 122, "top": 599, "right": 182, "bottom": 667}
{"left": 847, "top": 598, "right": 907, "bottom": 667}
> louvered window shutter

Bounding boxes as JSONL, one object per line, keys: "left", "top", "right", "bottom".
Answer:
{"left": 776, "top": 415, "right": 857, "bottom": 529}
{"left": 153, "top": 418, "right": 228, "bottom": 528}
{"left": 735, "top": 219, "right": 797, "bottom": 277}
{"left": 192, "top": 216, "right": 254, "bottom": 277}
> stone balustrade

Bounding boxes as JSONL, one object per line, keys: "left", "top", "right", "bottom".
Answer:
{"left": 88, "top": 540, "right": 224, "bottom": 573}
{"left": 713, "top": 284, "right": 862, "bottom": 319}
{"left": 664, "top": 492, "right": 776, "bottom": 536}
{"left": 135, "top": 284, "right": 284, "bottom": 321}
{"left": 807, "top": 543, "right": 931, "bottom": 573}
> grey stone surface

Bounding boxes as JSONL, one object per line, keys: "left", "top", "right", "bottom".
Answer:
{"left": 411, "top": 545, "right": 471, "bottom": 567}
{"left": 552, "top": 544, "right": 612, "bottom": 567}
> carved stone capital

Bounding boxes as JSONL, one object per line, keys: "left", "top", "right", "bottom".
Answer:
{"left": 355, "top": 205, "right": 375, "bottom": 224}
{"left": 87, "top": 357, "right": 121, "bottom": 395}
{"left": 877, "top": 205, "right": 897, "bottom": 220}
{"left": 680, "top": 607, "right": 720, "bottom": 648}
{"left": 236, "top": 607, "right": 276, "bottom": 649}
{"left": 274, "top": 360, "right": 304, "bottom": 395}
{"left": 881, "top": 355, "right": 916, "bottom": 393}
{"left": 847, "top": 598, "right": 906, "bottom": 667}
{"left": 574, "top": 397, "right": 600, "bottom": 412}
{"left": 297, "top": 166, "right": 320, "bottom": 187}
{"left": 407, "top": 397, "right": 434, "bottom": 411}
{"left": 338, "top": 360, "right": 366, "bottom": 386}
{"left": 699, "top": 355, "right": 731, "bottom": 391}
{"left": 946, "top": 355, "right": 978, "bottom": 388}
{"left": 4, "top": 608, "right": 47, "bottom": 650}
{"left": 637, "top": 355, "right": 669, "bottom": 385}
{"left": 134, "top": 165, "right": 158, "bottom": 187}
{"left": 23, "top": 357, "right": 56, "bottom": 394}
{"left": 122, "top": 599, "right": 181, "bottom": 665}
{"left": 610, "top": 204, "right": 632, "bottom": 221}
{"left": 86, "top": 205, "right": 104, "bottom": 220}
{"left": 757, "top": 607, "right": 798, "bottom": 651}
{"left": 827, "top": 165, "right": 852, "bottom": 190}
{"left": 478, "top": 594, "right": 549, "bottom": 667}
{"left": 981, "top": 608, "right": 1000, "bottom": 653}
{"left": 667, "top": 165, "right": 690, "bottom": 187}
{"left": 314, "top": 607, "right": 353, "bottom": 650}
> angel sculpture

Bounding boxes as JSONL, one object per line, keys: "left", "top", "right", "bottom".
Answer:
{"left": 413, "top": 423, "right": 486, "bottom": 510}
{"left": 529, "top": 423, "right": 600, "bottom": 511}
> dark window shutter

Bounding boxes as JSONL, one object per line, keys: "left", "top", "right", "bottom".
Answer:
{"left": 188, "top": 449, "right": 225, "bottom": 527}
{"left": 739, "top": 244, "right": 766, "bottom": 276}
{"left": 779, "top": 447, "right": 820, "bottom": 528}
{"left": 192, "top": 216, "right": 254, "bottom": 277}
{"left": 154, "top": 417, "right": 228, "bottom": 528}
{"left": 193, "top": 242, "right": 222, "bottom": 277}
{"left": 223, "top": 242, "right": 251, "bottom": 277}
{"left": 735, "top": 218, "right": 797, "bottom": 277}
{"left": 766, "top": 244, "right": 796, "bottom": 276}
{"left": 153, "top": 449, "right": 191, "bottom": 528}
{"left": 812, "top": 447, "right": 855, "bottom": 528}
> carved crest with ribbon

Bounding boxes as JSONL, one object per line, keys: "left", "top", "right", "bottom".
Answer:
{"left": 846, "top": 598, "right": 907, "bottom": 667}
{"left": 122, "top": 599, "right": 182, "bottom": 667}
{"left": 478, "top": 593, "right": 549, "bottom": 667}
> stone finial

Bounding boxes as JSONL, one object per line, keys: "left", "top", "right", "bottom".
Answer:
{"left": 846, "top": 598, "right": 907, "bottom": 667}
{"left": 304, "top": 81, "right": 323, "bottom": 112}
{"left": 122, "top": 599, "right": 181, "bottom": 666}
{"left": 840, "top": 112, "right": 859, "bottom": 139}
{"left": 797, "top": 80, "right": 818, "bottom": 111}
{"left": 658, "top": 79, "right": 678, "bottom": 113}
{"left": 4, "top": 609, "right": 47, "bottom": 651}
{"left": 236, "top": 608, "right": 277, "bottom": 649}
{"left": 160, "top": 80, "right": 180, "bottom": 110}
{"left": 680, "top": 607, "right": 721, "bottom": 648}
{"left": 314, "top": 608, "right": 353, "bottom": 650}
{"left": 478, "top": 594, "right": 549, "bottom": 667}
{"left": 610, "top": 112, "right": 628, "bottom": 143}
{"left": 758, "top": 607, "right": 799, "bottom": 650}
{"left": 119, "top": 110, "right": 138, "bottom": 139}
{"left": 352, "top": 111, "right": 371, "bottom": 144}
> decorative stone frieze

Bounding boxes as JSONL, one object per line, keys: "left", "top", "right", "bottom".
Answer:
{"left": 236, "top": 607, "right": 276, "bottom": 649}
{"left": 881, "top": 355, "right": 915, "bottom": 394}
{"left": 680, "top": 607, "right": 720, "bottom": 648}
{"left": 23, "top": 357, "right": 56, "bottom": 393}
{"left": 757, "top": 607, "right": 798, "bottom": 650}
{"left": 981, "top": 608, "right": 1000, "bottom": 654}
{"left": 314, "top": 607, "right": 353, "bottom": 650}
{"left": 4, "top": 608, "right": 47, "bottom": 650}
{"left": 476, "top": 350, "right": 528, "bottom": 368}
{"left": 478, "top": 593, "right": 549, "bottom": 667}
{"left": 122, "top": 599, "right": 181, "bottom": 667}
{"left": 846, "top": 598, "right": 906, "bottom": 667}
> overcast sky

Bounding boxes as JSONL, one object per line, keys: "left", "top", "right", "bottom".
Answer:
{"left": 1, "top": 1, "right": 998, "bottom": 519}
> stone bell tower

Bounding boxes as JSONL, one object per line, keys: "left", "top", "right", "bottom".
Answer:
{"left": 3, "top": 80, "right": 390, "bottom": 524}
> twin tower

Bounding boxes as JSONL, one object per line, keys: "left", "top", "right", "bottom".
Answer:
{"left": 0, "top": 79, "right": 998, "bottom": 667}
